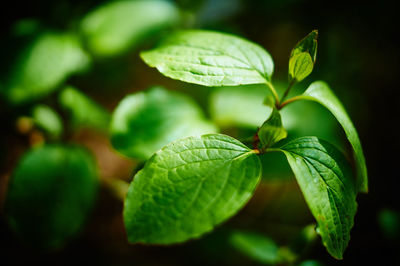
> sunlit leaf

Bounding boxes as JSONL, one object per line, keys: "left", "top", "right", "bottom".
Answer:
{"left": 59, "top": 86, "right": 110, "bottom": 131}
{"left": 279, "top": 137, "right": 357, "bottom": 259}
{"left": 124, "top": 134, "right": 261, "bottom": 244}
{"left": 80, "top": 0, "right": 179, "bottom": 57}
{"left": 288, "top": 52, "right": 314, "bottom": 82}
{"left": 32, "top": 104, "right": 63, "bottom": 138}
{"left": 3, "top": 32, "right": 90, "bottom": 104}
{"left": 110, "top": 86, "right": 217, "bottom": 160}
{"left": 5, "top": 145, "right": 98, "bottom": 250}
{"left": 141, "top": 30, "right": 274, "bottom": 86}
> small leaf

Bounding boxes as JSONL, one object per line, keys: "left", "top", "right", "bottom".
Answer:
{"left": 279, "top": 137, "right": 357, "bottom": 259}
{"left": 301, "top": 81, "right": 368, "bottom": 193}
{"left": 80, "top": 0, "right": 179, "bottom": 57}
{"left": 141, "top": 30, "right": 274, "bottom": 86}
{"left": 291, "top": 30, "right": 318, "bottom": 63}
{"left": 123, "top": 134, "right": 261, "bottom": 244}
{"left": 3, "top": 32, "right": 90, "bottom": 104}
{"left": 288, "top": 52, "right": 314, "bottom": 82}
{"left": 230, "top": 231, "right": 282, "bottom": 264}
{"left": 59, "top": 86, "right": 110, "bottom": 131}
{"left": 110, "top": 87, "right": 217, "bottom": 160}
{"left": 209, "top": 84, "right": 272, "bottom": 128}
{"left": 5, "top": 145, "right": 98, "bottom": 250}
{"left": 32, "top": 104, "right": 63, "bottom": 138}
{"left": 258, "top": 108, "right": 287, "bottom": 149}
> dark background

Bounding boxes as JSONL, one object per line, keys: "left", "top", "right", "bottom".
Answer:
{"left": 1, "top": 0, "right": 398, "bottom": 265}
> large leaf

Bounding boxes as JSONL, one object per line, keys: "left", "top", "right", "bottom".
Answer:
{"left": 3, "top": 32, "right": 90, "bottom": 104}
{"left": 59, "top": 86, "right": 110, "bottom": 131}
{"left": 141, "top": 30, "right": 274, "bottom": 86}
{"left": 124, "top": 134, "right": 261, "bottom": 244}
{"left": 279, "top": 137, "right": 357, "bottom": 259}
{"left": 5, "top": 145, "right": 98, "bottom": 250}
{"left": 209, "top": 84, "right": 272, "bottom": 128}
{"left": 300, "top": 81, "right": 368, "bottom": 192}
{"left": 110, "top": 87, "right": 217, "bottom": 160}
{"left": 80, "top": 0, "right": 179, "bottom": 57}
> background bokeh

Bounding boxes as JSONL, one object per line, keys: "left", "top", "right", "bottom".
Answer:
{"left": 1, "top": 0, "right": 398, "bottom": 265}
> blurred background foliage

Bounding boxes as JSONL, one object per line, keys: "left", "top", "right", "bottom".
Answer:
{"left": 0, "top": 0, "right": 398, "bottom": 265}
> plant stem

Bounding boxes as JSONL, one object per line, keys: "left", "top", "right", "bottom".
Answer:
{"left": 265, "top": 81, "right": 280, "bottom": 106}
{"left": 265, "top": 148, "right": 281, "bottom": 153}
{"left": 280, "top": 79, "right": 296, "bottom": 104}
{"left": 279, "top": 95, "right": 309, "bottom": 109}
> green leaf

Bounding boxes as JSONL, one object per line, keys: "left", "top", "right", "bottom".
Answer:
{"left": 230, "top": 231, "right": 282, "bottom": 264}
{"left": 5, "top": 145, "right": 98, "bottom": 250}
{"left": 279, "top": 137, "right": 357, "bottom": 259}
{"left": 291, "top": 30, "right": 318, "bottom": 63}
{"left": 258, "top": 109, "right": 287, "bottom": 149}
{"left": 124, "top": 134, "right": 261, "bottom": 244}
{"left": 32, "top": 104, "right": 63, "bottom": 138}
{"left": 378, "top": 208, "right": 400, "bottom": 239}
{"left": 59, "top": 86, "right": 110, "bottom": 131}
{"left": 3, "top": 32, "right": 90, "bottom": 104}
{"left": 298, "top": 260, "right": 324, "bottom": 266}
{"left": 141, "top": 30, "right": 274, "bottom": 86}
{"left": 110, "top": 87, "right": 217, "bottom": 160}
{"left": 209, "top": 84, "right": 272, "bottom": 128}
{"left": 80, "top": 0, "right": 179, "bottom": 57}
{"left": 288, "top": 52, "right": 314, "bottom": 82}
{"left": 300, "top": 81, "right": 368, "bottom": 193}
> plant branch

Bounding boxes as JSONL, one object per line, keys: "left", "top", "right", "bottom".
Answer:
{"left": 279, "top": 95, "right": 309, "bottom": 109}
{"left": 280, "top": 79, "right": 296, "bottom": 104}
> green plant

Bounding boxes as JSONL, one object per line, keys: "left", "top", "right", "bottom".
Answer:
{"left": 120, "top": 30, "right": 367, "bottom": 260}
{"left": 1, "top": 1, "right": 368, "bottom": 263}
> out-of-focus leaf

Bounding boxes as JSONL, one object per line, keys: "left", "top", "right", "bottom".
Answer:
{"left": 59, "top": 86, "right": 110, "bottom": 131}
{"left": 5, "top": 145, "right": 98, "bottom": 250}
{"left": 80, "top": 0, "right": 179, "bottom": 57}
{"left": 141, "top": 30, "right": 274, "bottom": 86}
{"left": 32, "top": 104, "right": 63, "bottom": 138}
{"left": 209, "top": 84, "right": 272, "bottom": 128}
{"left": 378, "top": 209, "right": 400, "bottom": 239}
{"left": 110, "top": 86, "right": 217, "bottom": 160}
{"left": 258, "top": 109, "right": 287, "bottom": 149}
{"left": 3, "top": 32, "right": 90, "bottom": 104}
{"left": 289, "top": 224, "right": 318, "bottom": 255}
{"left": 230, "top": 231, "right": 282, "bottom": 264}
{"left": 124, "top": 134, "right": 261, "bottom": 244}
{"left": 281, "top": 100, "right": 343, "bottom": 149}
{"left": 299, "top": 260, "right": 324, "bottom": 266}
{"left": 12, "top": 19, "right": 41, "bottom": 36}
{"left": 279, "top": 137, "right": 357, "bottom": 259}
